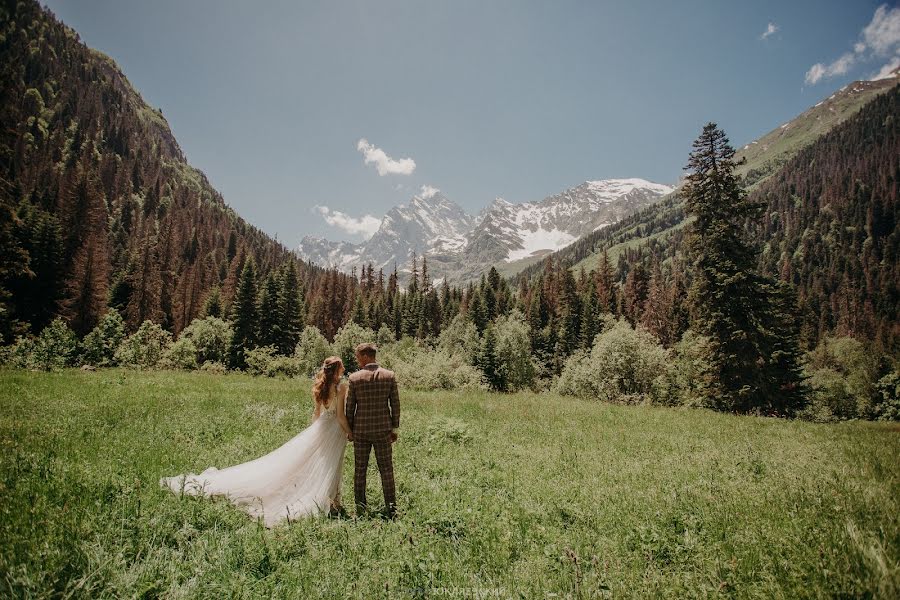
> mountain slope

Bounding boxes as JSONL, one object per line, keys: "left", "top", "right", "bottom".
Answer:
{"left": 0, "top": 0, "right": 348, "bottom": 336}
{"left": 520, "top": 75, "right": 900, "bottom": 352}
{"left": 298, "top": 178, "right": 671, "bottom": 283}
{"left": 518, "top": 71, "right": 900, "bottom": 281}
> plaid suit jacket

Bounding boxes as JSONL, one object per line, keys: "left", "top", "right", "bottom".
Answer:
{"left": 346, "top": 363, "right": 400, "bottom": 438}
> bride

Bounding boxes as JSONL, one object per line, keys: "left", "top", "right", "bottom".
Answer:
{"left": 160, "top": 356, "right": 352, "bottom": 527}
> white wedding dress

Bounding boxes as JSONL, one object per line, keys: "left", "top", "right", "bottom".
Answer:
{"left": 160, "top": 384, "right": 348, "bottom": 527}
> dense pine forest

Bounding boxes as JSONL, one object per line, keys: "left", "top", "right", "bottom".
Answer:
{"left": 0, "top": 0, "right": 352, "bottom": 340}
{"left": 519, "top": 83, "right": 900, "bottom": 356}
{"left": 1, "top": 1, "right": 898, "bottom": 422}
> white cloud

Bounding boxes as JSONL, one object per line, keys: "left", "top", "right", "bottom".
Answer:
{"left": 419, "top": 184, "right": 439, "bottom": 199}
{"left": 760, "top": 22, "right": 778, "bottom": 40}
{"left": 314, "top": 205, "right": 381, "bottom": 239}
{"left": 356, "top": 138, "right": 416, "bottom": 176}
{"left": 805, "top": 4, "right": 900, "bottom": 85}
{"left": 805, "top": 52, "right": 856, "bottom": 85}
{"left": 871, "top": 55, "right": 900, "bottom": 80}
{"left": 862, "top": 5, "right": 900, "bottom": 55}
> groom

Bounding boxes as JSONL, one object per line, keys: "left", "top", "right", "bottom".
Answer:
{"left": 345, "top": 342, "right": 399, "bottom": 519}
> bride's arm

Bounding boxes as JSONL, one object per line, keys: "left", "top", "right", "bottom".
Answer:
{"left": 336, "top": 382, "right": 351, "bottom": 436}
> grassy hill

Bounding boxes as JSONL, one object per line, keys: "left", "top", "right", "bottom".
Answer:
{"left": 2, "top": 369, "right": 897, "bottom": 597}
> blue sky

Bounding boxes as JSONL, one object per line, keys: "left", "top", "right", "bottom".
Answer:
{"left": 41, "top": 1, "right": 900, "bottom": 247}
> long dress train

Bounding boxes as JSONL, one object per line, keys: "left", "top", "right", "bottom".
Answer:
{"left": 160, "top": 386, "right": 347, "bottom": 527}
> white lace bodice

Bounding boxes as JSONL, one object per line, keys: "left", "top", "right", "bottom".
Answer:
{"left": 318, "top": 382, "right": 345, "bottom": 421}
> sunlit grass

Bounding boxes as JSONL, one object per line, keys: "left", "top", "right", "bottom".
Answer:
{"left": 1, "top": 368, "right": 897, "bottom": 598}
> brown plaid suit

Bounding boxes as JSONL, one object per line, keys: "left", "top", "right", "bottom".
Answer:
{"left": 346, "top": 363, "right": 399, "bottom": 516}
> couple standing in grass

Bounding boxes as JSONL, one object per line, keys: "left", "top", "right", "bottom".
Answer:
{"left": 160, "top": 343, "right": 400, "bottom": 526}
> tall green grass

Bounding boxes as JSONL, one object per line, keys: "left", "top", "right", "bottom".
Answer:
{"left": 1, "top": 368, "right": 897, "bottom": 598}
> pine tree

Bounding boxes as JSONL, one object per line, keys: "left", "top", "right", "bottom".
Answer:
{"left": 622, "top": 262, "right": 648, "bottom": 325}
{"left": 256, "top": 272, "right": 281, "bottom": 349}
{"left": 351, "top": 295, "right": 366, "bottom": 327}
{"left": 557, "top": 267, "right": 581, "bottom": 358}
{"left": 683, "top": 122, "right": 805, "bottom": 413}
{"left": 595, "top": 250, "right": 616, "bottom": 314}
{"left": 228, "top": 259, "right": 258, "bottom": 368}
{"left": 579, "top": 283, "right": 599, "bottom": 349}
{"left": 61, "top": 168, "right": 110, "bottom": 335}
{"left": 641, "top": 257, "right": 668, "bottom": 342}
{"left": 476, "top": 325, "right": 504, "bottom": 391}
{"left": 277, "top": 262, "right": 303, "bottom": 353}
{"left": 202, "top": 286, "right": 223, "bottom": 318}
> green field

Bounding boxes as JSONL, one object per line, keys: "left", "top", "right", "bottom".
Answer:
{"left": 1, "top": 369, "right": 898, "bottom": 598}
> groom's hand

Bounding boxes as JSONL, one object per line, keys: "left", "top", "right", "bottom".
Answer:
{"left": 347, "top": 432, "right": 353, "bottom": 441}
{"left": 388, "top": 431, "right": 398, "bottom": 444}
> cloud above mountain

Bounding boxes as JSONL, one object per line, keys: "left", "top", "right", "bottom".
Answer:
{"left": 419, "top": 184, "right": 439, "bottom": 199}
{"left": 805, "top": 4, "right": 900, "bottom": 85}
{"left": 314, "top": 205, "right": 381, "bottom": 239}
{"left": 356, "top": 138, "right": 416, "bottom": 176}
{"left": 759, "top": 22, "right": 777, "bottom": 41}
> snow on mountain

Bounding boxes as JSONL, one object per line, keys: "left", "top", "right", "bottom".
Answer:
{"left": 298, "top": 191, "right": 475, "bottom": 273}
{"left": 464, "top": 178, "right": 673, "bottom": 266}
{"left": 297, "top": 178, "right": 672, "bottom": 282}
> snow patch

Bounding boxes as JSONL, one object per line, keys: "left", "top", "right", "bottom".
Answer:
{"left": 506, "top": 228, "right": 577, "bottom": 262}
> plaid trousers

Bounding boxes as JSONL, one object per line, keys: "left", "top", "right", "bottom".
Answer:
{"left": 353, "top": 434, "right": 396, "bottom": 514}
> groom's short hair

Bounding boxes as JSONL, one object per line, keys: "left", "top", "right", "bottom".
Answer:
{"left": 355, "top": 342, "right": 377, "bottom": 359}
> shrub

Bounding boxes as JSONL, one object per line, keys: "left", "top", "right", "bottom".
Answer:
{"left": 375, "top": 324, "right": 396, "bottom": 348}
{"left": 436, "top": 315, "right": 480, "bottom": 363}
{"left": 82, "top": 309, "right": 126, "bottom": 367}
{"left": 492, "top": 309, "right": 537, "bottom": 392}
{"left": 332, "top": 321, "right": 376, "bottom": 371}
{"left": 672, "top": 330, "right": 714, "bottom": 407}
{"left": 873, "top": 370, "right": 900, "bottom": 421}
{"left": 246, "top": 345, "right": 300, "bottom": 378}
{"left": 802, "top": 337, "right": 881, "bottom": 420}
{"left": 199, "top": 360, "right": 228, "bottom": 374}
{"left": 161, "top": 337, "right": 198, "bottom": 370}
{"left": 294, "top": 326, "right": 331, "bottom": 377}
{"left": 556, "top": 318, "right": 673, "bottom": 405}
{"left": 7, "top": 336, "right": 36, "bottom": 369}
{"left": 30, "top": 318, "right": 79, "bottom": 370}
{"left": 380, "top": 340, "right": 487, "bottom": 391}
{"left": 179, "top": 316, "right": 232, "bottom": 364}
{"left": 115, "top": 321, "right": 172, "bottom": 369}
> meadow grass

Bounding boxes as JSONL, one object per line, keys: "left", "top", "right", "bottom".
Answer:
{"left": 1, "top": 368, "right": 898, "bottom": 598}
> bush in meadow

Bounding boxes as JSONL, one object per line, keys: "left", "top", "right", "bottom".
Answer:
{"left": 436, "top": 314, "right": 480, "bottom": 364}
{"left": 293, "top": 326, "right": 331, "bottom": 377}
{"left": 7, "top": 336, "right": 36, "bottom": 368}
{"left": 873, "top": 370, "right": 899, "bottom": 421}
{"left": 375, "top": 323, "right": 396, "bottom": 348}
{"left": 802, "top": 336, "right": 881, "bottom": 420}
{"left": 380, "top": 338, "right": 487, "bottom": 391}
{"left": 332, "top": 321, "right": 376, "bottom": 371}
{"left": 491, "top": 309, "right": 537, "bottom": 392}
{"left": 199, "top": 360, "right": 228, "bottom": 374}
{"left": 179, "top": 316, "right": 232, "bottom": 364}
{"left": 161, "top": 337, "right": 198, "bottom": 370}
{"left": 82, "top": 309, "right": 126, "bottom": 367}
{"left": 672, "top": 329, "right": 714, "bottom": 407}
{"left": 245, "top": 345, "right": 300, "bottom": 377}
{"left": 115, "top": 320, "right": 172, "bottom": 369}
{"left": 29, "top": 318, "right": 79, "bottom": 370}
{"left": 556, "top": 318, "right": 673, "bottom": 405}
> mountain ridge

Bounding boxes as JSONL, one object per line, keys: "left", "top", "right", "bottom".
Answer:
{"left": 298, "top": 178, "right": 673, "bottom": 282}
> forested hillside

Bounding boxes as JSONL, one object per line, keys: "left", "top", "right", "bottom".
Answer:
{"left": 519, "top": 79, "right": 900, "bottom": 355}
{"left": 0, "top": 0, "right": 355, "bottom": 339}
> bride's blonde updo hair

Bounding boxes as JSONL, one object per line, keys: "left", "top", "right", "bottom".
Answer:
{"left": 312, "top": 356, "right": 343, "bottom": 406}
